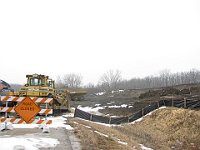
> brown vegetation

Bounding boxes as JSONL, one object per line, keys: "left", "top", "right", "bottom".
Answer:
{"left": 68, "top": 107, "right": 200, "bottom": 150}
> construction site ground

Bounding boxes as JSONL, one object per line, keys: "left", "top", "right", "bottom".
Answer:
{"left": 0, "top": 84, "right": 199, "bottom": 150}
{"left": 69, "top": 85, "right": 200, "bottom": 150}
{"left": 68, "top": 107, "right": 200, "bottom": 150}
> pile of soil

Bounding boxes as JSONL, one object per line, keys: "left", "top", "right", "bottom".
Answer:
{"left": 69, "top": 107, "right": 200, "bottom": 150}
{"left": 118, "top": 107, "right": 200, "bottom": 149}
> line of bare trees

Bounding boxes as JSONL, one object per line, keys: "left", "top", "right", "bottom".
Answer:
{"left": 56, "top": 73, "right": 82, "bottom": 89}
{"left": 56, "top": 69, "right": 200, "bottom": 91}
{"left": 97, "top": 69, "right": 200, "bottom": 91}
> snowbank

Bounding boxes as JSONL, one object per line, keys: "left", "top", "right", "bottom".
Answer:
{"left": 11, "top": 115, "right": 73, "bottom": 130}
{"left": 77, "top": 105, "right": 104, "bottom": 115}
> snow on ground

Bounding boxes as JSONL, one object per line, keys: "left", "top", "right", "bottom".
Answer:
{"left": 107, "top": 101, "right": 114, "bottom": 105}
{"left": 77, "top": 104, "right": 130, "bottom": 115}
{"left": 94, "top": 130, "right": 109, "bottom": 138}
{"left": 95, "top": 104, "right": 101, "bottom": 107}
{"left": 77, "top": 105, "right": 104, "bottom": 115}
{"left": 78, "top": 117, "right": 114, "bottom": 127}
{"left": 107, "top": 104, "right": 127, "bottom": 108}
{"left": 47, "top": 116, "right": 73, "bottom": 130}
{"left": 95, "top": 92, "right": 105, "bottom": 96}
{"left": 74, "top": 121, "right": 92, "bottom": 129}
{"left": 0, "top": 114, "right": 74, "bottom": 150}
{"left": 62, "top": 113, "right": 74, "bottom": 118}
{"left": 0, "top": 136, "right": 59, "bottom": 150}
{"left": 111, "top": 90, "right": 125, "bottom": 94}
{"left": 11, "top": 115, "right": 74, "bottom": 130}
{"left": 107, "top": 105, "right": 121, "bottom": 108}
{"left": 139, "top": 144, "right": 153, "bottom": 150}
{"left": 131, "top": 106, "right": 166, "bottom": 124}
{"left": 118, "top": 140, "right": 128, "bottom": 145}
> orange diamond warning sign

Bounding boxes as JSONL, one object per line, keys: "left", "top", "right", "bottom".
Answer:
{"left": 15, "top": 97, "right": 41, "bottom": 123}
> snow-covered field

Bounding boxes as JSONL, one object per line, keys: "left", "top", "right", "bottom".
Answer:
{"left": 0, "top": 115, "right": 74, "bottom": 150}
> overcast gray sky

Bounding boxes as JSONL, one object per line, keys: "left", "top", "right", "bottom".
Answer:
{"left": 0, "top": 0, "right": 200, "bottom": 85}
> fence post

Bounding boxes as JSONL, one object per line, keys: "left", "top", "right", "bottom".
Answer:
{"left": 109, "top": 117, "right": 111, "bottom": 124}
{"left": 172, "top": 99, "right": 174, "bottom": 107}
{"left": 163, "top": 100, "right": 166, "bottom": 106}
{"left": 157, "top": 101, "right": 160, "bottom": 108}
{"left": 142, "top": 108, "right": 144, "bottom": 116}
{"left": 90, "top": 114, "right": 93, "bottom": 121}
{"left": 5, "top": 100, "right": 8, "bottom": 129}
{"left": 184, "top": 98, "right": 187, "bottom": 108}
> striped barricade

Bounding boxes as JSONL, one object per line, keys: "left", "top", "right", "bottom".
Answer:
{"left": 0, "top": 96, "right": 53, "bottom": 124}
{"left": 0, "top": 118, "right": 52, "bottom": 124}
{"left": 0, "top": 107, "right": 53, "bottom": 114}
{"left": 0, "top": 96, "right": 53, "bottom": 103}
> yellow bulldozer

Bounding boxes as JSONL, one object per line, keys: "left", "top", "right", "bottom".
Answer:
{"left": 17, "top": 74, "right": 71, "bottom": 110}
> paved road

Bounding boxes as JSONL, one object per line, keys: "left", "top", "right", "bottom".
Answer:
{"left": 0, "top": 127, "right": 81, "bottom": 150}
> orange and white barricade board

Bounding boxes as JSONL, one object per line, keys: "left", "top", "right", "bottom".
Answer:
{"left": 0, "top": 96, "right": 53, "bottom": 126}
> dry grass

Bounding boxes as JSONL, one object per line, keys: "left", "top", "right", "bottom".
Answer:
{"left": 68, "top": 107, "right": 200, "bottom": 150}
{"left": 116, "top": 107, "right": 200, "bottom": 149}
{"left": 68, "top": 118, "right": 139, "bottom": 150}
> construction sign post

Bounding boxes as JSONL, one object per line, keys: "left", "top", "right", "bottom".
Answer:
{"left": 14, "top": 97, "right": 41, "bottom": 123}
{"left": 0, "top": 96, "right": 53, "bottom": 125}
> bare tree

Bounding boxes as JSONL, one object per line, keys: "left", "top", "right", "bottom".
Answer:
{"left": 63, "top": 73, "right": 82, "bottom": 88}
{"left": 107, "top": 69, "right": 200, "bottom": 90}
{"left": 159, "top": 69, "right": 171, "bottom": 87}
{"left": 99, "top": 70, "right": 122, "bottom": 91}
{"left": 189, "top": 69, "right": 199, "bottom": 83}
{"left": 56, "top": 75, "right": 65, "bottom": 89}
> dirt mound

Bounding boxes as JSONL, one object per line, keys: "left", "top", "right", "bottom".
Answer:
{"left": 120, "top": 107, "right": 200, "bottom": 149}
{"left": 139, "top": 87, "right": 188, "bottom": 99}
{"left": 139, "top": 84, "right": 200, "bottom": 99}
{"left": 69, "top": 107, "right": 200, "bottom": 149}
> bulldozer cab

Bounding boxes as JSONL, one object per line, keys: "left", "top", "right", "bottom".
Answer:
{"left": 47, "top": 79, "right": 55, "bottom": 89}
{"left": 27, "top": 74, "right": 47, "bottom": 86}
{"left": 19, "top": 74, "right": 56, "bottom": 97}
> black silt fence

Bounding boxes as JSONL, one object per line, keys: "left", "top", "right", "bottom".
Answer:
{"left": 173, "top": 100, "right": 185, "bottom": 108}
{"left": 74, "top": 99, "right": 200, "bottom": 125}
{"left": 163, "top": 99, "right": 172, "bottom": 106}
{"left": 91, "top": 114, "right": 110, "bottom": 124}
{"left": 74, "top": 108, "right": 91, "bottom": 120}
{"left": 143, "top": 103, "right": 158, "bottom": 115}
{"left": 158, "top": 100, "right": 165, "bottom": 107}
{"left": 186, "top": 100, "right": 200, "bottom": 108}
{"left": 128, "top": 110, "right": 142, "bottom": 122}
{"left": 110, "top": 117, "right": 128, "bottom": 124}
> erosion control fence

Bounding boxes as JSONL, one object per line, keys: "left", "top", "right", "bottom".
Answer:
{"left": 74, "top": 98, "right": 200, "bottom": 125}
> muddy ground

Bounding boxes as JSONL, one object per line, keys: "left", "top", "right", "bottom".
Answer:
{"left": 71, "top": 84, "right": 200, "bottom": 116}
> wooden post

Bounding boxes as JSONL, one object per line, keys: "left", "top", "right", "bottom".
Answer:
{"left": 157, "top": 101, "right": 160, "bottom": 108}
{"left": 109, "top": 117, "right": 111, "bottom": 124}
{"left": 184, "top": 98, "right": 187, "bottom": 108}
{"left": 142, "top": 108, "right": 144, "bottom": 116}
{"left": 90, "top": 114, "right": 92, "bottom": 121}
{"left": 163, "top": 100, "right": 166, "bottom": 106}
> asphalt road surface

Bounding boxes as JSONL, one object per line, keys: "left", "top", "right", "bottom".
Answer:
{"left": 0, "top": 127, "right": 81, "bottom": 150}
